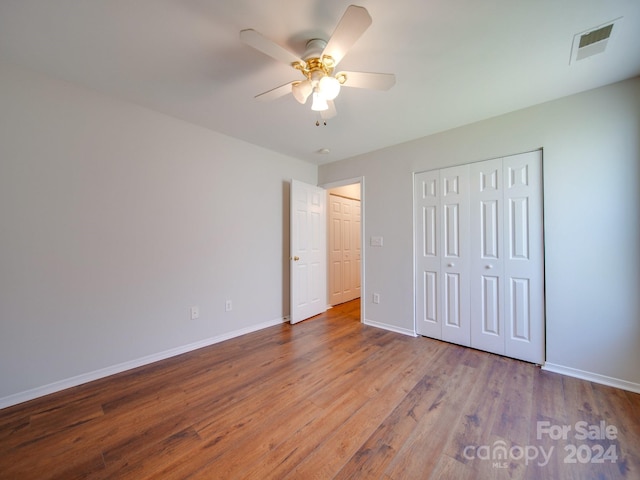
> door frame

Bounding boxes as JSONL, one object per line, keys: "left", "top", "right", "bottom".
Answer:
{"left": 321, "top": 176, "right": 365, "bottom": 324}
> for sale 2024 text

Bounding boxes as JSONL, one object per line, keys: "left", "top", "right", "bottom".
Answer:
{"left": 537, "top": 420, "right": 618, "bottom": 465}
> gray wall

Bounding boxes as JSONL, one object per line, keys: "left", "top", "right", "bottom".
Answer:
{"left": 320, "top": 77, "right": 640, "bottom": 390}
{"left": 0, "top": 62, "right": 316, "bottom": 405}
{"left": 1, "top": 59, "right": 638, "bottom": 406}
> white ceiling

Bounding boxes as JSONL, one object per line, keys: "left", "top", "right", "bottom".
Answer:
{"left": 1, "top": 0, "right": 639, "bottom": 165}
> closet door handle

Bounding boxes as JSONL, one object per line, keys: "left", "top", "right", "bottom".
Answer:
{"left": 447, "top": 262, "right": 455, "bottom": 267}
{"left": 485, "top": 265, "right": 494, "bottom": 269}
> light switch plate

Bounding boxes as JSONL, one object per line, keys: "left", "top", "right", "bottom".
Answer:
{"left": 370, "top": 236, "right": 383, "bottom": 247}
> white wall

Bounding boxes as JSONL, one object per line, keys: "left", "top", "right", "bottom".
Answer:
{"left": 0, "top": 62, "right": 316, "bottom": 405}
{"left": 319, "top": 77, "right": 640, "bottom": 391}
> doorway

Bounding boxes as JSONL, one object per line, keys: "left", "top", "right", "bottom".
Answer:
{"left": 323, "top": 178, "right": 364, "bottom": 323}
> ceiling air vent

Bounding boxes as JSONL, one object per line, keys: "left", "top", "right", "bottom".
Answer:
{"left": 570, "top": 17, "right": 622, "bottom": 65}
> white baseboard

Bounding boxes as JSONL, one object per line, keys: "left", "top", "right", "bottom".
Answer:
{"left": 0, "top": 316, "right": 287, "bottom": 410}
{"left": 542, "top": 363, "right": 640, "bottom": 394}
{"left": 364, "top": 318, "right": 417, "bottom": 337}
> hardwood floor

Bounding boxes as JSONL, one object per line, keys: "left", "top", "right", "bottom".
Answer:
{"left": 1, "top": 299, "right": 639, "bottom": 479}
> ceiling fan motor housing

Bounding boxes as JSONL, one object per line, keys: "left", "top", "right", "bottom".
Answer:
{"left": 294, "top": 38, "right": 336, "bottom": 80}
{"left": 303, "top": 38, "right": 327, "bottom": 60}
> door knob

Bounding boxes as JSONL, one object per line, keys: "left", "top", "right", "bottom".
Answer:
{"left": 292, "top": 256, "right": 300, "bottom": 261}
{"left": 447, "top": 262, "right": 455, "bottom": 267}
{"left": 485, "top": 265, "right": 494, "bottom": 269}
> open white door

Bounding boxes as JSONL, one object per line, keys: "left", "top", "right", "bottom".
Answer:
{"left": 290, "top": 179, "right": 327, "bottom": 324}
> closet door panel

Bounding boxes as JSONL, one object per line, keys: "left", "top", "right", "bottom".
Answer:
{"left": 503, "top": 151, "right": 544, "bottom": 364}
{"left": 440, "top": 165, "right": 470, "bottom": 346}
{"left": 415, "top": 171, "right": 442, "bottom": 338}
{"left": 470, "top": 158, "right": 505, "bottom": 355}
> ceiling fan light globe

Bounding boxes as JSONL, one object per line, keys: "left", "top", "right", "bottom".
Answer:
{"left": 319, "top": 75, "right": 341, "bottom": 100}
{"left": 292, "top": 79, "right": 312, "bottom": 104}
{"left": 311, "top": 91, "right": 329, "bottom": 111}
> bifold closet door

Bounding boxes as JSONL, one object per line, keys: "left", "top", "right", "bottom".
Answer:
{"left": 470, "top": 158, "right": 505, "bottom": 356}
{"left": 415, "top": 170, "right": 442, "bottom": 339}
{"left": 468, "top": 152, "right": 544, "bottom": 363}
{"left": 415, "top": 151, "right": 544, "bottom": 364}
{"left": 440, "top": 165, "right": 470, "bottom": 346}
{"left": 414, "top": 165, "right": 470, "bottom": 347}
{"left": 502, "top": 151, "right": 544, "bottom": 364}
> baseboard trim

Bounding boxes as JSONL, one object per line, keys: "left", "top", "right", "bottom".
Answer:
{"left": 364, "top": 318, "right": 417, "bottom": 337}
{"left": 542, "top": 362, "right": 640, "bottom": 394}
{"left": 0, "top": 316, "right": 287, "bottom": 410}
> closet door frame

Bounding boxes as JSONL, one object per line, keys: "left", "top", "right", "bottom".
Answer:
{"left": 414, "top": 150, "right": 545, "bottom": 364}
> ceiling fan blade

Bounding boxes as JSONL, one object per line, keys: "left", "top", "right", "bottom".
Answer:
{"left": 339, "top": 71, "right": 396, "bottom": 90}
{"left": 321, "top": 100, "right": 337, "bottom": 120}
{"left": 255, "top": 81, "right": 295, "bottom": 102}
{"left": 240, "top": 29, "right": 303, "bottom": 66}
{"left": 322, "top": 5, "right": 372, "bottom": 67}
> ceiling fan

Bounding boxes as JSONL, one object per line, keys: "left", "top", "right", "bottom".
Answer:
{"left": 240, "top": 5, "right": 395, "bottom": 122}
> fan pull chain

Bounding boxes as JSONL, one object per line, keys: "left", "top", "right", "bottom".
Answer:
{"left": 315, "top": 120, "right": 327, "bottom": 126}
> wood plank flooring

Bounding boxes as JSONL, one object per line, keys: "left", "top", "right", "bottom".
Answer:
{"left": 1, "top": 299, "right": 639, "bottom": 479}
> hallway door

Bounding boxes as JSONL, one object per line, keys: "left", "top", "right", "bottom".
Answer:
{"left": 290, "top": 179, "right": 326, "bottom": 323}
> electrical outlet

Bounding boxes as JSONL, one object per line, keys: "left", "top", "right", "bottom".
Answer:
{"left": 190, "top": 306, "right": 200, "bottom": 320}
{"left": 373, "top": 293, "right": 380, "bottom": 304}
{"left": 225, "top": 300, "right": 233, "bottom": 312}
